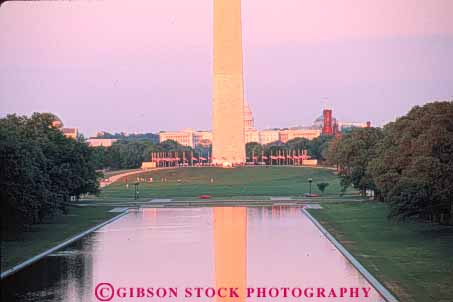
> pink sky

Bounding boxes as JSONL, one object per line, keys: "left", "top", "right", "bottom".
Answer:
{"left": 1, "top": 0, "right": 452, "bottom": 136}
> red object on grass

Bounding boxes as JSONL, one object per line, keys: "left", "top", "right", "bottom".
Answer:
{"left": 304, "top": 193, "right": 320, "bottom": 197}
{"left": 199, "top": 195, "right": 212, "bottom": 199}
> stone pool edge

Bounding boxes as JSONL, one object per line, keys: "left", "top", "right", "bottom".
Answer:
{"left": 301, "top": 208, "right": 399, "bottom": 302}
{"left": 1, "top": 210, "right": 129, "bottom": 280}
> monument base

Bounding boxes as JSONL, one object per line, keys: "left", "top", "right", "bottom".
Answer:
{"left": 212, "top": 160, "right": 245, "bottom": 168}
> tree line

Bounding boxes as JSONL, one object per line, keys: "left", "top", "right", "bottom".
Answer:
{"left": 91, "top": 139, "right": 197, "bottom": 170}
{"left": 94, "top": 131, "right": 159, "bottom": 142}
{"left": 89, "top": 134, "right": 332, "bottom": 171}
{"left": 1, "top": 113, "right": 99, "bottom": 234}
{"left": 90, "top": 134, "right": 332, "bottom": 171}
{"left": 326, "top": 101, "right": 453, "bottom": 224}
{"left": 246, "top": 135, "right": 333, "bottom": 162}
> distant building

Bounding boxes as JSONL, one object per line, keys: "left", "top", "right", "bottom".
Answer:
{"left": 92, "top": 131, "right": 159, "bottom": 144}
{"left": 61, "top": 128, "right": 78, "bottom": 139}
{"left": 338, "top": 121, "right": 370, "bottom": 131}
{"left": 52, "top": 120, "right": 63, "bottom": 128}
{"left": 333, "top": 120, "right": 341, "bottom": 138}
{"left": 160, "top": 129, "right": 212, "bottom": 148}
{"left": 244, "top": 102, "right": 263, "bottom": 144}
{"left": 322, "top": 109, "right": 333, "bottom": 135}
{"left": 160, "top": 103, "right": 254, "bottom": 148}
{"left": 258, "top": 130, "right": 280, "bottom": 145}
{"left": 51, "top": 118, "right": 78, "bottom": 140}
{"left": 157, "top": 104, "right": 390, "bottom": 148}
{"left": 312, "top": 115, "right": 324, "bottom": 129}
{"left": 87, "top": 138, "right": 118, "bottom": 147}
{"left": 313, "top": 107, "right": 371, "bottom": 135}
{"left": 193, "top": 131, "right": 213, "bottom": 146}
{"left": 95, "top": 131, "right": 107, "bottom": 137}
{"left": 245, "top": 130, "right": 260, "bottom": 144}
{"left": 254, "top": 128, "right": 321, "bottom": 144}
{"left": 278, "top": 128, "right": 321, "bottom": 143}
{"left": 244, "top": 102, "right": 255, "bottom": 131}
{"left": 160, "top": 130, "right": 193, "bottom": 147}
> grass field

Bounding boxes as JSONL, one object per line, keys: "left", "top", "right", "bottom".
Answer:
{"left": 97, "top": 166, "right": 347, "bottom": 199}
{"left": 1, "top": 207, "right": 116, "bottom": 272}
{"left": 308, "top": 203, "right": 453, "bottom": 302}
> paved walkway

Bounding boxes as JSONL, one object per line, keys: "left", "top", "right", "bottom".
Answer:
{"left": 77, "top": 198, "right": 361, "bottom": 208}
{"left": 100, "top": 167, "right": 184, "bottom": 188}
{"left": 100, "top": 170, "right": 143, "bottom": 188}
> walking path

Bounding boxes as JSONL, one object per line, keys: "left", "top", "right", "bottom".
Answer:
{"left": 100, "top": 167, "right": 184, "bottom": 188}
{"left": 77, "top": 198, "right": 367, "bottom": 208}
{"left": 100, "top": 169, "right": 142, "bottom": 188}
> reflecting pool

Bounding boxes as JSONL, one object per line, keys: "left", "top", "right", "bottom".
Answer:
{"left": 2, "top": 206, "right": 385, "bottom": 302}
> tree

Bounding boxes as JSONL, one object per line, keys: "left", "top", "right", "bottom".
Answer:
{"left": 368, "top": 101, "right": 453, "bottom": 224}
{"left": 159, "top": 139, "right": 192, "bottom": 152}
{"left": 95, "top": 131, "right": 159, "bottom": 143}
{"left": 327, "top": 127, "right": 383, "bottom": 195}
{"left": 1, "top": 115, "right": 48, "bottom": 231}
{"left": 246, "top": 142, "right": 263, "bottom": 161}
{"left": 90, "top": 139, "right": 193, "bottom": 170}
{"left": 307, "top": 135, "right": 333, "bottom": 162}
{"left": 1, "top": 113, "right": 100, "bottom": 234}
{"left": 286, "top": 137, "right": 309, "bottom": 151}
{"left": 316, "top": 182, "right": 330, "bottom": 193}
{"left": 325, "top": 137, "right": 340, "bottom": 168}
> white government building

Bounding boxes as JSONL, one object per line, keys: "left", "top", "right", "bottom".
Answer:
{"left": 159, "top": 103, "right": 322, "bottom": 148}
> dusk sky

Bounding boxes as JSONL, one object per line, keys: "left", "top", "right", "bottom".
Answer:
{"left": 1, "top": 0, "right": 452, "bottom": 136}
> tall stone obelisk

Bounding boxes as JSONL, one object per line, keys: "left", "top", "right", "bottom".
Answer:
{"left": 212, "top": 0, "right": 246, "bottom": 166}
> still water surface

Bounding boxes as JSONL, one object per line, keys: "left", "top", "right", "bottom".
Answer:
{"left": 2, "top": 206, "right": 384, "bottom": 302}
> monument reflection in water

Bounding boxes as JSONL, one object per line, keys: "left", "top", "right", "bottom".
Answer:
{"left": 2, "top": 207, "right": 384, "bottom": 302}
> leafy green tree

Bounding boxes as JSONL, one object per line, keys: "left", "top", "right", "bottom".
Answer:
{"left": 194, "top": 144, "right": 211, "bottom": 159}
{"left": 259, "top": 136, "right": 333, "bottom": 162}
{"left": 263, "top": 141, "right": 287, "bottom": 159}
{"left": 328, "top": 127, "right": 383, "bottom": 195}
{"left": 91, "top": 146, "right": 109, "bottom": 170}
{"left": 1, "top": 115, "right": 47, "bottom": 231}
{"left": 316, "top": 182, "right": 330, "bottom": 193}
{"left": 369, "top": 101, "right": 453, "bottom": 224}
{"left": 286, "top": 137, "right": 309, "bottom": 151}
{"left": 307, "top": 135, "right": 333, "bottom": 162}
{"left": 159, "top": 139, "right": 192, "bottom": 152}
{"left": 95, "top": 131, "right": 159, "bottom": 143}
{"left": 92, "top": 139, "right": 193, "bottom": 170}
{"left": 325, "top": 137, "right": 340, "bottom": 168}
{"left": 1, "top": 113, "right": 99, "bottom": 234}
{"left": 246, "top": 142, "right": 263, "bottom": 161}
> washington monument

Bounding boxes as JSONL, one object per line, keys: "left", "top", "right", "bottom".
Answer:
{"left": 212, "top": 0, "right": 246, "bottom": 166}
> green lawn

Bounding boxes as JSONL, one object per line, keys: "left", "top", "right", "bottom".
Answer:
{"left": 308, "top": 203, "right": 453, "bottom": 302}
{"left": 1, "top": 207, "right": 116, "bottom": 272}
{"left": 97, "top": 166, "right": 346, "bottom": 199}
